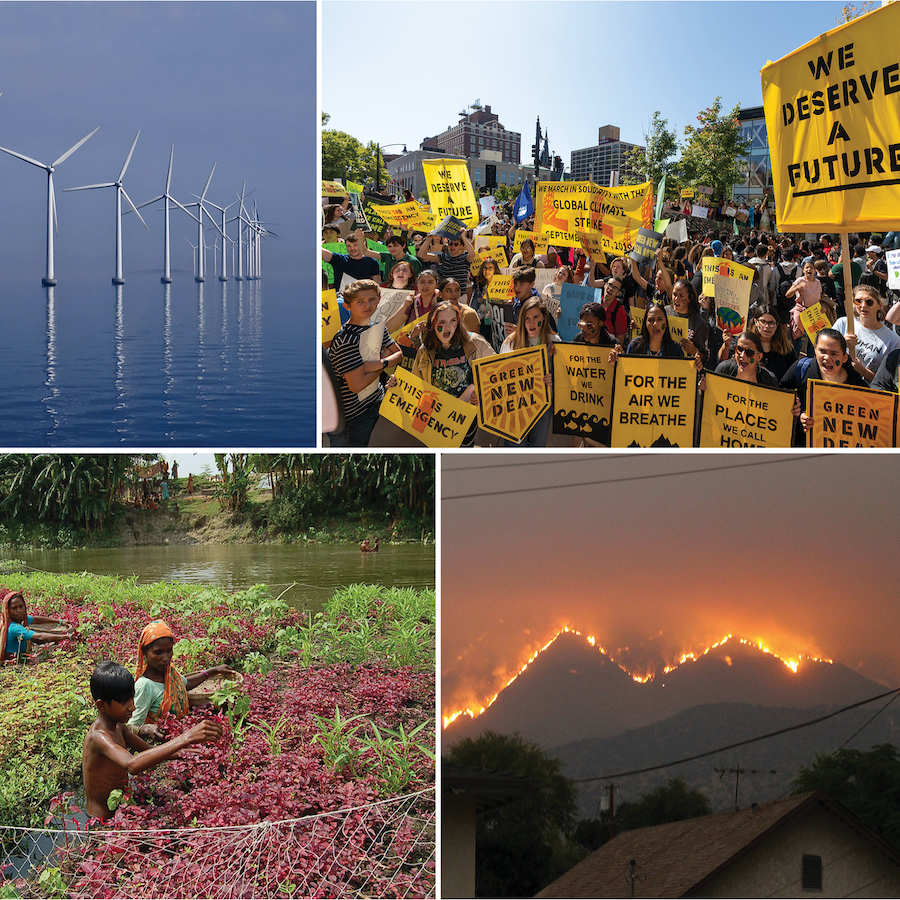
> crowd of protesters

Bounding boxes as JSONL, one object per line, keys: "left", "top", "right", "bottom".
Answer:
{"left": 323, "top": 188, "right": 900, "bottom": 448}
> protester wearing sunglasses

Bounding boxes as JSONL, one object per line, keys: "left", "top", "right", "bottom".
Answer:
{"left": 833, "top": 284, "right": 900, "bottom": 383}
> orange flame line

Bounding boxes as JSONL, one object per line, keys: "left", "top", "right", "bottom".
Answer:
{"left": 442, "top": 629, "right": 833, "bottom": 728}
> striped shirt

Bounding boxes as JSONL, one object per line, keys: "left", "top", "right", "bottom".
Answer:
{"left": 328, "top": 322, "right": 393, "bottom": 420}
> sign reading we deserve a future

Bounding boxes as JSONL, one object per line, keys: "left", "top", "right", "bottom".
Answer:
{"left": 761, "top": 1, "right": 900, "bottom": 230}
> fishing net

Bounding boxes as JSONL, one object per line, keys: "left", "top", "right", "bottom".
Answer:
{"left": 1, "top": 788, "right": 435, "bottom": 899}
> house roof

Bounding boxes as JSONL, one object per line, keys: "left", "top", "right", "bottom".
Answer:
{"left": 442, "top": 760, "right": 536, "bottom": 812}
{"left": 536, "top": 791, "right": 900, "bottom": 898}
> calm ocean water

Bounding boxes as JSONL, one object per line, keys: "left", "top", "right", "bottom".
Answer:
{"left": 2, "top": 272, "right": 314, "bottom": 446}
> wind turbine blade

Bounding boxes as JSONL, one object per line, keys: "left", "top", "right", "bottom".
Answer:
{"left": 52, "top": 126, "right": 99, "bottom": 168}
{"left": 50, "top": 182, "right": 58, "bottom": 235}
{"left": 118, "top": 130, "right": 140, "bottom": 181}
{"left": 165, "top": 145, "right": 174, "bottom": 193}
{"left": 64, "top": 182, "right": 115, "bottom": 192}
{"left": 0, "top": 145, "right": 48, "bottom": 169}
{"left": 135, "top": 194, "right": 165, "bottom": 210}
{"left": 170, "top": 196, "right": 200, "bottom": 223}
{"left": 200, "top": 162, "right": 216, "bottom": 201}
{"left": 121, "top": 188, "right": 149, "bottom": 229}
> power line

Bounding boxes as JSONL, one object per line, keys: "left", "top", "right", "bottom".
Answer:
{"left": 444, "top": 455, "right": 824, "bottom": 502}
{"left": 572, "top": 686, "right": 900, "bottom": 783}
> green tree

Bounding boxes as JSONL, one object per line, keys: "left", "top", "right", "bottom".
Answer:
{"left": 214, "top": 453, "right": 251, "bottom": 513}
{"left": 446, "top": 731, "right": 585, "bottom": 897}
{"left": 621, "top": 111, "right": 679, "bottom": 191}
{"left": 321, "top": 113, "right": 386, "bottom": 187}
{"left": 838, "top": 1, "right": 875, "bottom": 23}
{"left": 678, "top": 97, "right": 751, "bottom": 202}
{"left": 793, "top": 744, "right": 900, "bottom": 847}
{"left": 616, "top": 778, "right": 711, "bottom": 832}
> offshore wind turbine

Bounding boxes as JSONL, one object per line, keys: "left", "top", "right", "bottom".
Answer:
{"left": 65, "top": 130, "right": 149, "bottom": 285}
{"left": 184, "top": 164, "right": 220, "bottom": 282}
{"left": 135, "top": 146, "right": 198, "bottom": 283}
{"left": 0, "top": 126, "right": 99, "bottom": 286}
{"left": 202, "top": 197, "right": 238, "bottom": 281}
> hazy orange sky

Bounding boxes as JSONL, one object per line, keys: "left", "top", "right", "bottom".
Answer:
{"left": 442, "top": 454, "right": 900, "bottom": 723}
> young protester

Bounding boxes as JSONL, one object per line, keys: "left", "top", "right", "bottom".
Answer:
{"left": 322, "top": 200, "right": 353, "bottom": 239}
{"left": 499, "top": 296, "right": 558, "bottom": 447}
{"left": 708, "top": 330, "right": 779, "bottom": 386}
{"left": 786, "top": 260, "right": 823, "bottom": 347}
{"left": 780, "top": 328, "right": 868, "bottom": 446}
{"left": 509, "top": 238, "right": 545, "bottom": 270}
{"left": 608, "top": 304, "right": 702, "bottom": 370}
{"left": 597, "top": 276, "right": 630, "bottom": 344}
{"left": 628, "top": 248, "right": 674, "bottom": 306}
{"left": 542, "top": 265, "right": 575, "bottom": 320}
{"left": 383, "top": 268, "right": 442, "bottom": 334}
{"left": 505, "top": 268, "right": 558, "bottom": 336}
{"left": 472, "top": 257, "right": 500, "bottom": 341}
{"left": 438, "top": 277, "right": 481, "bottom": 334}
{"left": 666, "top": 279, "right": 708, "bottom": 362}
{"left": 833, "top": 284, "right": 900, "bottom": 383}
{"left": 327, "top": 279, "right": 403, "bottom": 447}
{"left": 359, "top": 233, "right": 422, "bottom": 283}
{"left": 739, "top": 306, "right": 799, "bottom": 383}
{"left": 573, "top": 301, "right": 618, "bottom": 348}
{"left": 128, "top": 621, "right": 238, "bottom": 739}
{"left": 1, "top": 589, "right": 74, "bottom": 662}
{"left": 321, "top": 232, "right": 380, "bottom": 291}
{"left": 386, "top": 260, "right": 417, "bottom": 291}
{"left": 416, "top": 230, "right": 476, "bottom": 284}
{"left": 402, "top": 301, "right": 494, "bottom": 448}
{"left": 83, "top": 660, "right": 223, "bottom": 820}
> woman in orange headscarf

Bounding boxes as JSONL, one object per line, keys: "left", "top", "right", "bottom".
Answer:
{"left": 128, "top": 621, "right": 235, "bottom": 739}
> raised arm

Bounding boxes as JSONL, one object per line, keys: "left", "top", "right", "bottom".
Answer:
{"left": 98, "top": 720, "right": 223, "bottom": 776}
{"left": 461, "top": 230, "right": 477, "bottom": 263}
{"left": 417, "top": 234, "right": 442, "bottom": 265}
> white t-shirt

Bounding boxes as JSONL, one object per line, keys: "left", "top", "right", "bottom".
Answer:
{"left": 833, "top": 317, "right": 900, "bottom": 376}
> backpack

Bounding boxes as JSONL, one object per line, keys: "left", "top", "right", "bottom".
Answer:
{"left": 772, "top": 263, "right": 795, "bottom": 316}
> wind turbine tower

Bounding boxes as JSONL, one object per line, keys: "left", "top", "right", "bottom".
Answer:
{"left": 65, "top": 130, "right": 149, "bottom": 285}
{"left": 0, "top": 127, "right": 99, "bottom": 286}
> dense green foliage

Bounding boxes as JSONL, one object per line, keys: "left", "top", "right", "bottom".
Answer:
{"left": 0, "top": 571, "right": 435, "bottom": 832}
{"left": 321, "top": 113, "right": 386, "bottom": 188}
{"left": 621, "top": 111, "right": 679, "bottom": 191}
{"left": 793, "top": 744, "right": 900, "bottom": 847}
{"left": 445, "top": 731, "right": 584, "bottom": 898}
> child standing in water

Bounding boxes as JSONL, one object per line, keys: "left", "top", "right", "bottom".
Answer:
{"left": 82, "top": 661, "right": 222, "bottom": 821}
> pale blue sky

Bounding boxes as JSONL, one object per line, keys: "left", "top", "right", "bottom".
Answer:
{"left": 0, "top": 2, "right": 315, "bottom": 281}
{"left": 324, "top": 1, "right": 853, "bottom": 166}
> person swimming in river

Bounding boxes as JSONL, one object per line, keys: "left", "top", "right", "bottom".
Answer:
{"left": 82, "top": 660, "right": 223, "bottom": 821}
{"left": 128, "top": 621, "right": 237, "bottom": 740}
{"left": 1, "top": 588, "right": 74, "bottom": 663}
{"left": 360, "top": 537, "right": 379, "bottom": 552}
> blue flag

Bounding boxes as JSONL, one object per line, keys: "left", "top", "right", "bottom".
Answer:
{"left": 514, "top": 181, "right": 534, "bottom": 223}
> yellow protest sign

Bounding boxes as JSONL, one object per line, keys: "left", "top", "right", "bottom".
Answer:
{"left": 761, "top": 2, "right": 900, "bottom": 230}
{"left": 485, "top": 274, "right": 515, "bottom": 301}
{"left": 713, "top": 265, "right": 755, "bottom": 336}
{"left": 513, "top": 230, "right": 551, "bottom": 254}
{"left": 470, "top": 246, "right": 509, "bottom": 276}
{"left": 322, "top": 289, "right": 340, "bottom": 346}
{"left": 610, "top": 356, "right": 696, "bottom": 448}
{"left": 422, "top": 158, "right": 479, "bottom": 227}
{"left": 473, "top": 347, "right": 550, "bottom": 442}
{"left": 699, "top": 372, "right": 795, "bottom": 448}
{"left": 578, "top": 231, "right": 608, "bottom": 261}
{"left": 552, "top": 342, "right": 615, "bottom": 442}
{"left": 535, "top": 181, "right": 652, "bottom": 249}
{"left": 475, "top": 235, "right": 507, "bottom": 253}
{"left": 702, "top": 258, "right": 754, "bottom": 298}
{"left": 322, "top": 181, "right": 347, "bottom": 198}
{"left": 363, "top": 200, "right": 389, "bottom": 233}
{"left": 667, "top": 313, "right": 690, "bottom": 345}
{"left": 680, "top": 188, "right": 695, "bottom": 199}
{"left": 367, "top": 200, "right": 434, "bottom": 230}
{"left": 800, "top": 301, "right": 832, "bottom": 345}
{"left": 378, "top": 367, "right": 477, "bottom": 448}
{"left": 807, "top": 379, "right": 897, "bottom": 447}
{"left": 631, "top": 305, "right": 645, "bottom": 337}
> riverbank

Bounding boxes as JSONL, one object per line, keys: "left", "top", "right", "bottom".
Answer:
{"left": 0, "top": 485, "right": 434, "bottom": 551}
